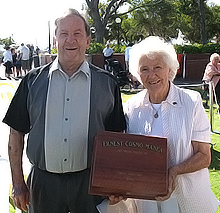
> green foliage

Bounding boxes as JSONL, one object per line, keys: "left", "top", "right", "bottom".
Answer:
{"left": 174, "top": 43, "right": 220, "bottom": 54}
{"left": 205, "top": 5, "right": 220, "bottom": 41}
{"left": 112, "top": 45, "right": 126, "bottom": 53}
{"left": 0, "top": 36, "right": 15, "bottom": 48}
{"left": 85, "top": 42, "right": 220, "bottom": 54}
{"left": 87, "top": 0, "right": 220, "bottom": 45}
{"left": 127, "top": 0, "right": 219, "bottom": 44}
{"left": 51, "top": 48, "right": 57, "bottom": 54}
{"left": 121, "top": 16, "right": 137, "bottom": 44}
{"left": 86, "top": 42, "right": 126, "bottom": 54}
{"left": 86, "top": 42, "right": 105, "bottom": 54}
{"left": 131, "top": 0, "right": 179, "bottom": 40}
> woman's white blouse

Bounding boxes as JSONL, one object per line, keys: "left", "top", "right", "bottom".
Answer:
{"left": 124, "top": 83, "right": 219, "bottom": 213}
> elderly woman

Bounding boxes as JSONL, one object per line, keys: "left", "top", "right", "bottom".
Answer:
{"left": 203, "top": 53, "right": 220, "bottom": 105}
{"left": 100, "top": 37, "right": 219, "bottom": 213}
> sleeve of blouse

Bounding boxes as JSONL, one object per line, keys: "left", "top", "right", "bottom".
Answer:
{"left": 191, "top": 93, "right": 211, "bottom": 143}
{"left": 206, "top": 64, "right": 220, "bottom": 77}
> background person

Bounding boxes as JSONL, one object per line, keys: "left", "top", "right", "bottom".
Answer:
{"left": 20, "top": 43, "right": 30, "bottom": 75}
{"left": 124, "top": 43, "right": 133, "bottom": 71}
{"left": 11, "top": 48, "right": 17, "bottom": 77}
{"left": 108, "top": 36, "right": 219, "bottom": 212}
{"left": 125, "top": 43, "right": 140, "bottom": 89}
{"left": 3, "top": 46, "right": 13, "bottom": 79}
{"left": 16, "top": 50, "right": 22, "bottom": 77}
{"left": 27, "top": 44, "right": 34, "bottom": 70}
{"left": 3, "top": 8, "right": 126, "bottom": 213}
{"left": 103, "top": 43, "right": 114, "bottom": 70}
{"left": 202, "top": 53, "right": 220, "bottom": 107}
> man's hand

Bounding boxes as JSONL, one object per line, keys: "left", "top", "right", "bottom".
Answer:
{"left": 12, "top": 183, "right": 30, "bottom": 212}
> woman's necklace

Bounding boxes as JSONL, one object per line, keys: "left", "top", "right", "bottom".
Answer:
{"left": 151, "top": 104, "right": 161, "bottom": 119}
{"left": 154, "top": 111, "right": 159, "bottom": 118}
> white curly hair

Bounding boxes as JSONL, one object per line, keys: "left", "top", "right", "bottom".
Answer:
{"left": 210, "top": 53, "right": 220, "bottom": 62}
{"left": 129, "top": 36, "right": 179, "bottom": 84}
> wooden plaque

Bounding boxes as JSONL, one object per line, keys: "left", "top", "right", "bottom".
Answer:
{"left": 89, "top": 131, "right": 168, "bottom": 200}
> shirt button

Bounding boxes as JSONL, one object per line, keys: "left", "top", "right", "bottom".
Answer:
{"left": 64, "top": 158, "right": 67, "bottom": 162}
{"left": 68, "top": 79, "right": 71, "bottom": 82}
{"left": 64, "top": 138, "right": 67, "bottom": 142}
{"left": 65, "top": 118, "right": 68, "bottom": 121}
{"left": 66, "top": 98, "right": 70, "bottom": 101}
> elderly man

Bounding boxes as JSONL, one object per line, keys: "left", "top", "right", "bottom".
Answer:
{"left": 3, "top": 8, "right": 126, "bottom": 213}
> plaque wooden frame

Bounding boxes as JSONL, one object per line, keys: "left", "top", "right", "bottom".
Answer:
{"left": 89, "top": 131, "right": 168, "bottom": 200}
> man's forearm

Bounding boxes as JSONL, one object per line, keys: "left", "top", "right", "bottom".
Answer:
{"left": 8, "top": 128, "right": 25, "bottom": 185}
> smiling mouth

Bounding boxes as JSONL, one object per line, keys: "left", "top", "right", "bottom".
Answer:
{"left": 66, "top": 47, "right": 77, "bottom": 51}
{"left": 149, "top": 80, "right": 160, "bottom": 85}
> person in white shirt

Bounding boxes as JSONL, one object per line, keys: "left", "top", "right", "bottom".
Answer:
{"left": 103, "top": 43, "right": 114, "bottom": 70}
{"left": 125, "top": 43, "right": 140, "bottom": 88}
{"left": 124, "top": 43, "right": 133, "bottom": 71}
{"left": 19, "top": 43, "right": 30, "bottom": 74}
{"left": 106, "top": 36, "right": 219, "bottom": 213}
{"left": 3, "top": 46, "right": 13, "bottom": 79}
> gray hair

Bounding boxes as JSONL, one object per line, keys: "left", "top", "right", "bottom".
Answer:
{"left": 129, "top": 36, "right": 179, "bottom": 83}
{"left": 55, "top": 8, "right": 91, "bottom": 37}
{"left": 210, "top": 53, "right": 220, "bottom": 62}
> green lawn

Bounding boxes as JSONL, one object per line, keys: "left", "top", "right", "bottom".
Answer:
{"left": 9, "top": 88, "right": 220, "bottom": 212}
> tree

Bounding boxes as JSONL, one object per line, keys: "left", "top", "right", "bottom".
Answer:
{"left": 130, "top": 0, "right": 179, "bottom": 41}
{"left": 86, "top": 0, "right": 220, "bottom": 45}
{"left": 205, "top": 4, "right": 220, "bottom": 42}
{"left": 85, "top": 0, "right": 164, "bottom": 44}
{"left": 86, "top": 0, "right": 127, "bottom": 44}
{"left": 197, "top": 0, "right": 207, "bottom": 44}
{"left": 0, "top": 36, "right": 15, "bottom": 48}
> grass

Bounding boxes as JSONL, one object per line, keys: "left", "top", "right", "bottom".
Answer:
{"left": 9, "top": 88, "right": 220, "bottom": 212}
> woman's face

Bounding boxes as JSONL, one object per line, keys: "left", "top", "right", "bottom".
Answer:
{"left": 138, "top": 54, "right": 171, "bottom": 100}
{"left": 212, "top": 56, "right": 219, "bottom": 66}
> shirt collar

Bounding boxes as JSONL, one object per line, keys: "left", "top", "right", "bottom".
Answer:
{"left": 136, "top": 82, "right": 182, "bottom": 108}
{"left": 49, "top": 57, "right": 90, "bottom": 78}
{"left": 165, "top": 82, "right": 182, "bottom": 107}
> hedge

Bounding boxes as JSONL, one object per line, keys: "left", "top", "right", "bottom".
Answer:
{"left": 52, "top": 42, "right": 220, "bottom": 55}
{"left": 173, "top": 43, "right": 220, "bottom": 54}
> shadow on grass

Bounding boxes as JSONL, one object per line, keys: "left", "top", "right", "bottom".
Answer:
{"left": 209, "top": 144, "right": 220, "bottom": 170}
{"left": 203, "top": 102, "right": 209, "bottom": 109}
{"left": 121, "top": 90, "right": 140, "bottom": 95}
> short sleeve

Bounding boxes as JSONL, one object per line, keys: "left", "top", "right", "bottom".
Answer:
{"left": 191, "top": 93, "right": 210, "bottom": 143}
{"left": 2, "top": 77, "right": 30, "bottom": 134}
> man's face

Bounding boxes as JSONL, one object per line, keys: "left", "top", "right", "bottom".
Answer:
{"left": 56, "top": 15, "right": 91, "bottom": 67}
